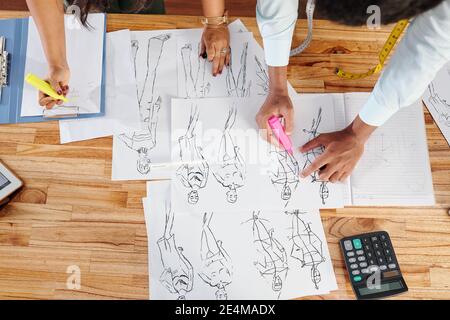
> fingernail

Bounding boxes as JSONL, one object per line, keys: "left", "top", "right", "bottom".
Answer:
{"left": 57, "top": 90, "right": 62, "bottom": 95}
{"left": 202, "top": 52, "right": 207, "bottom": 59}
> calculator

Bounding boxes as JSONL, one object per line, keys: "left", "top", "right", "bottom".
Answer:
{"left": 340, "top": 231, "right": 408, "bottom": 300}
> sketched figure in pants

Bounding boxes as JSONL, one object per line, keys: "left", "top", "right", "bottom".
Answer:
{"left": 181, "top": 43, "right": 210, "bottom": 98}
{"left": 118, "top": 35, "right": 170, "bottom": 175}
{"left": 176, "top": 105, "right": 209, "bottom": 205}
{"left": 269, "top": 148, "right": 300, "bottom": 206}
{"left": 226, "top": 42, "right": 252, "bottom": 97}
{"left": 212, "top": 104, "right": 246, "bottom": 204}
{"left": 157, "top": 202, "right": 194, "bottom": 300}
{"left": 249, "top": 212, "right": 288, "bottom": 297}
{"left": 288, "top": 211, "right": 325, "bottom": 289}
{"left": 199, "top": 212, "right": 233, "bottom": 300}
{"left": 427, "top": 82, "right": 450, "bottom": 127}
{"left": 302, "top": 108, "right": 329, "bottom": 204}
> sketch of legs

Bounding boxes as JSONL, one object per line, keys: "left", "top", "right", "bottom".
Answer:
{"left": 181, "top": 43, "right": 210, "bottom": 98}
{"left": 212, "top": 104, "right": 246, "bottom": 204}
{"left": 255, "top": 56, "right": 269, "bottom": 96}
{"left": 427, "top": 82, "right": 450, "bottom": 127}
{"left": 269, "top": 149, "right": 300, "bottom": 205}
{"left": 287, "top": 211, "right": 325, "bottom": 289}
{"left": 247, "top": 212, "right": 288, "bottom": 297}
{"left": 157, "top": 202, "right": 194, "bottom": 300}
{"left": 176, "top": 105, "right": 210, "bottom": 205}
{"left": 199, "top": 212, "right": 233, "bottom": 300}
{"left": 226, "top": 42, "right": 252, "bottom": 97}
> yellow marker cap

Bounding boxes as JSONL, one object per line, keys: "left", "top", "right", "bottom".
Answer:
{"left": 25, "top": 73, "right": 69, "bottom": 103}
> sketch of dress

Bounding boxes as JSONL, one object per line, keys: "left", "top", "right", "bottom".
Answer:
{"left": 269, "top": 149, "right": 300, "bottom": 206}
{"left": 199, "top": 212, "right": 233, "bottom": 300}
{"left": 119, "top": 34, "right": 170, "bottom": 175}
{"left": 176, "top": 105, "right": 210, "bottom": 205}
{"left": 255, "top": 56, "right": 269, "bottom": 96}
{"left": 427, "top": 82, "right": 450, "bottom": 127}
{"left": 247, "top": 212, "right": 288, "bottom": 297}
{"left": 288, "top": 211, "right": 325, "bottom": 289}
{"left": 212, "top": 104, "right": 246, "bottom": 204}
{"left": 157, "top": 202, "right": 194, "bottom": 300}
{"left": 181, "top": 43, "right": 210, "bottom": 98}
{"left": 226, "top": 42, "right": 252, "bottom": 97}
{"left": 303, "top": 107, "right": 330, "bottom": 204}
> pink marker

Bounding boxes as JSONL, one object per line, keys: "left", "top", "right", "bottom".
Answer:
{"left": 268, "top": 115, "right": 294, "bottom": 155}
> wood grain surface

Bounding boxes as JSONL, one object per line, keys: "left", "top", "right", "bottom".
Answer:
{"left": 0, "top": 12, "right": 449, "bottom": 300}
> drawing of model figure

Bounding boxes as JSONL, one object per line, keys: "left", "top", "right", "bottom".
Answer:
{"left": 119, "top": 34, "right": 170, "bottom": 175}
{"left": 269, "top": 148, "right": 300, "bottom": 205}
{"left": 157, "top": 202, "right": 194, "bottom": 300}
{"left": 288, "top": 211, "right": 325, "bottom": 289}
{"left": 427, "top": 82, "right": 450, "bottom": 127}
{"left": 226, "top": 42, "right": 252, "bottom": 97}
{"left": 247, "top": 212, "right": 288, "bottom": 296}
{"left": 303, "top": 107, "right": 330, "bottom": 204}
{"left": 181, "top": 43, "right": 210, "bottom": 98}
{"left": 255, "top": 56, "right": 269, "bottom": 95}
{"left": 199, "top": 213, "right": 233, "bottom": 300}
{"left": 212, "top": 104, "right": 246, "bottom": 204}
{"left": 176, "top": 105, "right": 209, "bottom": 205}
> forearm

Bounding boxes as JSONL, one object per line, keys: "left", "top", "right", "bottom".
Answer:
{"left": 268, "top": 66, "right": 288, "bottom": 95}
{"left": 26, "top": 0, "right": 67, "bottom": 69}
{"left": 347, "top": 115, "right": 377, "bottom": 142}
{"left": 201, "top": 0, "right": 225, "bottom": 17}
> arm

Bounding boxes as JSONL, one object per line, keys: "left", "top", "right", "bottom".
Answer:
{"left": 26, "top": 0, "right": 70, "bottom": 108}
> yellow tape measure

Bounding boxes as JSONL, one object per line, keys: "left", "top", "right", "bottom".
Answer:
{"left": 336, "top": 19, "right": 409, "bottom": 80}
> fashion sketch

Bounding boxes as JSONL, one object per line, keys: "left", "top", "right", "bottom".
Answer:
{"left": 427, "top": 82, "right": 450, "bottom": 127}
{"left": 118, "top": 34, "right": 170, "bottom": 175}
{"left": 269, "top": 148, "right": 300, "bottom": 206}
{"left": 212, "top": 104, "right": 246, "bottom": 204}
{"left": 199, "top": 212, "right": 233, "bottom": 300}
{"left": 245, "top": 212, "right": 288, "bottom": 298}
{"left": 176, "top": 105, "right": 210, "bottom": 205}
{"left": 302, "top": 107, "right": 330, "bottom": 204}
{"left": 288, "top": 211, "right": 325, "bottom": 289}
{"left": 226, "top": 42, "right": 252, "bottom": 97}
{"left": 255, "top": 56, "right": 269, "bottom": 95}
{"left": 157, "top": 202, "right": 194, "bottom": 300}
{"left": 181, "top": 43, "right": 211, "bottom": 98}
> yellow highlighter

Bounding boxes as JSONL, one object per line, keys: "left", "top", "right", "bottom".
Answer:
{"left": 25, "top": 73, "right": 69, "bottom": 103}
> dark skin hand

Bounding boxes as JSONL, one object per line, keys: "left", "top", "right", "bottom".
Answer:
{"left": 200, "top": 24, "right": 231, "bottom": 76}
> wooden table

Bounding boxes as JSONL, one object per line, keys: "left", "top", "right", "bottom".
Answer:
{"left": 0, "top": 12, "right": 449, "bottom": 300}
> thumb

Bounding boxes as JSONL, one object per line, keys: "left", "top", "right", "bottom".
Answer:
{"left": 48, "top": 78, "right": 64, "bottom": 96}
{"left": 300, "top": 135, "right": 325, "bottom": 153}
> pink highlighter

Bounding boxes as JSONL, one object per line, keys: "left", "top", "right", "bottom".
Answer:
{"left": 268, "top": 115, "right": 294, "bottom": 155}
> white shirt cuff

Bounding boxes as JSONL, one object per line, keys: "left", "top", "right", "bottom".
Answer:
{"left": 359, "top": 92, "right": 397, "bottom": 127}
{"left": 262, "top": 38, "right": 292, "bottom": 67}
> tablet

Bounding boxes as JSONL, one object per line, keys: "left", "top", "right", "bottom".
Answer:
{"left": 0, "top": 162, "right": 23, "bottom": 201}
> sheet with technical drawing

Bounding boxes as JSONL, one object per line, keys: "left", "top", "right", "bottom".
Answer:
{"left": 144, "top": 180, "right": 337, "bottom": 300}
{"left": 170, "top": 96, "right": 345, "bottom": 213}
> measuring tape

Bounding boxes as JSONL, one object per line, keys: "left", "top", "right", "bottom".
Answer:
{"left": 290, "top": 0, "right": 316, "bottom": 56}
{"left": 336, "top": 19, "right": 410, "bottom": 79}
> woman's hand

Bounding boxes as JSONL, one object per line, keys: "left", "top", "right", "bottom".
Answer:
{"left": 201, "top": 25, "right": 230, "bottom": 76}
{"left": 39, "top": 65, "right": 70, "bottom": 109}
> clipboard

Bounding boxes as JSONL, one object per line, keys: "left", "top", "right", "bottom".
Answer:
{"left": 0, "top": 14, "right": 107, "bottom": 124}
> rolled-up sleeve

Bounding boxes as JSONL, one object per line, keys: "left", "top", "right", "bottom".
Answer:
{"left": 359, "top": 0, "right": 450, "bottom": 126}
{"left": 256, "top": 0, "right": 299, "bottom": 67}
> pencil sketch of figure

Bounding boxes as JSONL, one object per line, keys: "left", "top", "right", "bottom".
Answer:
{"left": 157, "top": 202, "right": 194, "bottom": 300}
{"left": 245, "top": 212, "right": 288, "bottom": 298}
{"left": 427, "top": 82, "right": 450, "bottom": 127}
{"left": 255, "top": 56, "right": 269, "bottom": 95}
{"left": 199, "top": 212, "right": 233, "bottom": 300}
{"left": 287, "top": 211, "right": 325, "bottom": 289}
{"left": 176, "top": 105, "right": 209, "bottom": 205}
{"left": 119, "top": 34, "right": 170, "bottom": 175}
{"left": 269, "top": 148, "right": 300, "bottom": 206}
{"left": 212, "top": 104, "right": 246, "bottom": 204}
{"left": 303, "top": 107, "right": 330, "bottom": 204}
{"left": 181, "top": 43, "right": 211, "bottom": 98}
{"left": 226, "top": 42, "right": 252, "bottom": 97}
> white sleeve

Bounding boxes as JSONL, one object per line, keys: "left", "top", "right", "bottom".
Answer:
{"left": 359, "top": 0, "right": 450, "bottom": 126}
{"left": 256, "top": 0, "right": 299, "bottom": 67}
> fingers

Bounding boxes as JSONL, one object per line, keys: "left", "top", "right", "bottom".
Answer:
{"left": 340, "top": 171, "right": 351, "bottom": 182}
{"left": 300, "top": 135, "right": 326, "bottom": 153}
{"left": 218, "top": 51, "right": 226, "bottom": 76}
{"left": 225, "top": 51, "right": 231, "bottom": 67}
{"left": 301, "top": 153, "right": 329, "bottom": 178}
{"left": 200, "top": 38, "right": 207, "bottom": 57}
{"left": 49, "top": 78, "right": 64, "bottom": 96}
{"left": 328, "top": 171, "right": 341, "bottom": 183}
{"left": 281, "top": 107, "right": 294, "bottom": 135}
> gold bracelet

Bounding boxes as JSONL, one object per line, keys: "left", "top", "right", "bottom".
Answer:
{"left": 201, "top": 10, "right": 229, "bottom": 26}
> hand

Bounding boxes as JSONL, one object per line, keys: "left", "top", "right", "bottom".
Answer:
{"left": 300, "top": 116, "right": 376, "bottom": 183}
{"left": 200, "top": 25, "right": 230, "bottom": 76}
{"left": 39, "top": 65, "right": 70, "bottom": 109}
{"left": 255, "top": 93, "right": 294, "bottom": 146}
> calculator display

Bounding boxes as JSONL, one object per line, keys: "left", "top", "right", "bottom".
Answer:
{"left": 358, "top": 281, "right": 403, "bottom": 296}
{"left": 0, "top": 172, "right": 11, "bottom": 190}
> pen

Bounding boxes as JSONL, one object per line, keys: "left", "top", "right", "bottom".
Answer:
{"left": 25, "top": 73, "right": 69, "bottom": 103}
{"left": 268, "top": 115, "right": 294, "bottom": 155}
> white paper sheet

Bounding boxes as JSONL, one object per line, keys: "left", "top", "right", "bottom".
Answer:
{"left": 144, "top": 180, "right": 337, "bottom": 300}
{"left": 423, "top": 61, "right": 450, "bottom": 146}
{"left": 343, "top": 93, "right": 435, "bottom": 206}
{"left": 170, "top": 96, "right": 344, "bottom": 213}
{"left": 58, "top": 30, "right": 141, "bottom": 144}
{"left": 21, "top": 14, "right": 105, "bottom": 117}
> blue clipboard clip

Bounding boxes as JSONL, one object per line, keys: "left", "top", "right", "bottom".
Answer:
{"left": 0, "top": 36, "right": 9, "bottom": 103}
